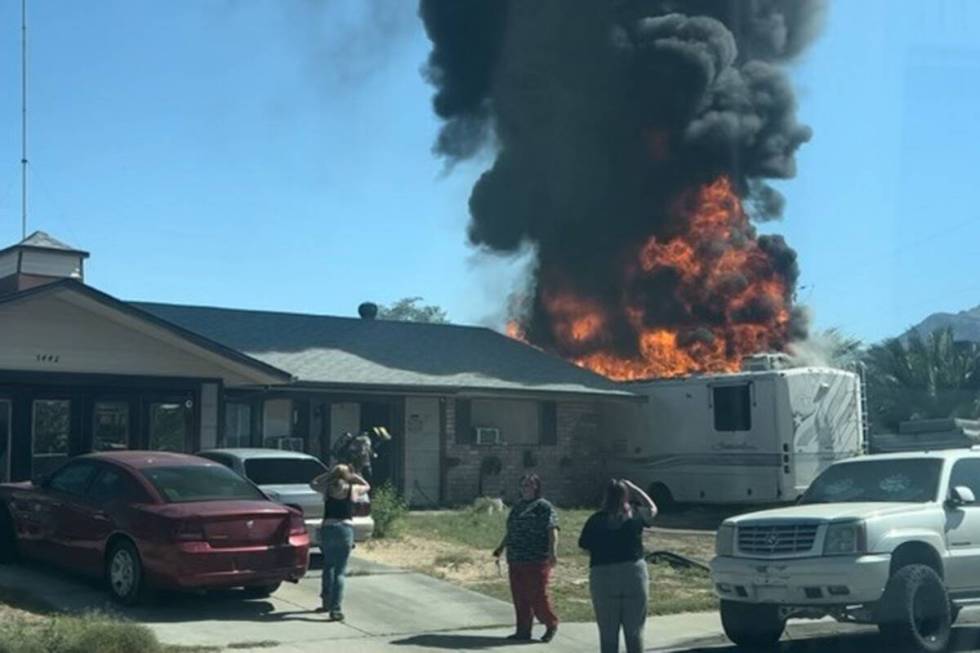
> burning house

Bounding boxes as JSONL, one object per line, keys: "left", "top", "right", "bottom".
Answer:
{"left": 0, "top": 2, "right": 839, "bottom": 510}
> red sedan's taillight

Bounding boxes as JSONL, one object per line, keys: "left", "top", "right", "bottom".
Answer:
{"left": 174, "top": 521, "right": 207, "bottom": 542}
{"left": 288, "top": 512, "right": 306, "bottom": 536}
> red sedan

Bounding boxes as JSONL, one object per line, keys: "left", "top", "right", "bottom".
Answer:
{"left": 0, "top": 451, "right": 310, "bottom": 604}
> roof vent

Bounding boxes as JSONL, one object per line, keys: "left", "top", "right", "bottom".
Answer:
{"left": 358, "top": 302, "right": 378, "bottom": 320}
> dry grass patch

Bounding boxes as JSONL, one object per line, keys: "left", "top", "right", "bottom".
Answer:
{"left": 355, "top": 509, "right": 717, "bottom": 622}
{"left": 0, "top": 586, "right": 215, "bottom": 653}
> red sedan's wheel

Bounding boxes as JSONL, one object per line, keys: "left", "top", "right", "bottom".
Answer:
{"left": 0, "top": 505, "right": 18, "bottom": 563}
{"left": 106, "top": 540, "right": 144, "bottom": 605}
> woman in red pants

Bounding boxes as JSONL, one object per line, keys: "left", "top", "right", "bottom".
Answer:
{"left": 492, "top": 474, "right": 560, "bottom": 643}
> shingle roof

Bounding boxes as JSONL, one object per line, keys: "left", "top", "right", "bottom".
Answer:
{"left": 133, "top": 302, "right": 636, "bottom": 398}
{"left": 0, "top": 230, "right": 90, "bottom": 257}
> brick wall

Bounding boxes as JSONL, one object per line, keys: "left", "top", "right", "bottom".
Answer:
{"left": 443, "top": 398, "right": 612, "bottom": 507}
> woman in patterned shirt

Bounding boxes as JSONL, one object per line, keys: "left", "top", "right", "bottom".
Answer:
{"left": 492, "top": 474, "right": 560, "bottom": 643}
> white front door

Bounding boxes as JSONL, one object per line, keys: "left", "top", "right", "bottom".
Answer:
{"left": 0, "top": 399, "right": 10, "bottom": 483}
{"left": 403, "top": 397, "right": 441, "bottom": 507}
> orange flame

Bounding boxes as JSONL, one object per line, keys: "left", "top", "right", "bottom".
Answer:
{"left": 506, "top": 321, "right": 527, "bottom": 341}
{"left": 512, "top": 176, "right": 792, "bottom": 380}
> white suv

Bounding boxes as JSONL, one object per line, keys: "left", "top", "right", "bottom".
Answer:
{"left": 711, "top": 450, "right": 980, "bottom": 652}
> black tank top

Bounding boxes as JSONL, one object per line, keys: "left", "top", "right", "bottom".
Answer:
{"left": 324, "top": 484, "right": 354, "bottom": 520}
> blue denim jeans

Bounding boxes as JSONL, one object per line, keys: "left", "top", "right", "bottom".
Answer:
{"left": 320, "top": 522, "right": 354, "bottom": 612}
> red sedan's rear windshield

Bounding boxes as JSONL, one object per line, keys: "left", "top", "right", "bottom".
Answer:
{"left": 244, "top": 458, "right": 326, "bottom": 485}
{"left": 142, "top": 465, "right": 266, "bottom": 503}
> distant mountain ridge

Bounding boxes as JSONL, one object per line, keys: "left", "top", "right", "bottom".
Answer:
{"left": 911, "top": 304, "right": 980, "bottom": 342}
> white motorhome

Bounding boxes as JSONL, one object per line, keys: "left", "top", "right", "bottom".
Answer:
{"left": 606, "top": 363, "right": 864, "bottom": 507}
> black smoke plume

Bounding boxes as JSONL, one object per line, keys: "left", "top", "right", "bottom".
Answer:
{"left": 420, "top": 0, "right": 824, "bottom": 370}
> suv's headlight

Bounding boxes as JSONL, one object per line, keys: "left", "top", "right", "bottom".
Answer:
{"left": 823, "top": 521, "right": 866, "bottom": 556}
{"left": 716, "top": 524, "right": 735, "bottom": 556}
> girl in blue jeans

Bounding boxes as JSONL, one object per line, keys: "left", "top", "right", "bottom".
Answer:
{"left": 311, "top": 464, "right": 370, "bottom": 621}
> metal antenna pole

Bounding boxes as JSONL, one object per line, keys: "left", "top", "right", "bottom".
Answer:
{"left": 21, "top": 0, "right": 28, "bottom": 239}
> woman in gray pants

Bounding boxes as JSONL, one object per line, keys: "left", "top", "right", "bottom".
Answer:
{"left": 578, "top": 479, "right": 658, "bottom": 653}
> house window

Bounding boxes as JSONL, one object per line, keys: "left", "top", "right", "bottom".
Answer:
{"left": 540, "top": 401, "right": 558, "bottom": 446}
{"left": 224, "top": 402, "right": 252, "bottom": 448}
{"left": 470, "top": 399, "right": 542, "bottom": 445}
{"left": 93, "top": 401, "right": 130, "bottom": 451}
{"left": 148, "top": 401, "right": 191, "bottom": 452}
{"left": 32, "top": 399, "right": 71, "bottom": 480}
{"left": 713, "top": 384, "right": 752, "bottom": 432}
{"left": 263, "top": 399, "right": 300, "bottom": 449}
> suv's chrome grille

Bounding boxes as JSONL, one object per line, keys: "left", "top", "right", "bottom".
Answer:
{"left": 737, "top": 524, "right": 818, "bottom": 555}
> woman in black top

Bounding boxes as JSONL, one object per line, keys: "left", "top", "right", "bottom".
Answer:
{"left": 311, "top": 463, "right": 370, "bottom": 621}
{"left": 578, "top": 479, "right": 657, "bottom": 653}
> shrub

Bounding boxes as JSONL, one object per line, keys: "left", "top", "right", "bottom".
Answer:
{"left": 371, "top": 482, "right": 407, "bottom": 539}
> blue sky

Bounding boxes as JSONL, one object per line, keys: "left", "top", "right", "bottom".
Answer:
{"left": 0, "top": 1, "right": 978, "bottom": 345}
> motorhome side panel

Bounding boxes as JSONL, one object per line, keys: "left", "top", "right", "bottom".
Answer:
{"left": 782, "top": 370, "right": 864, "bottom": 498}
{"left": 614, "top": 376, "right": 783, "bottom": 504}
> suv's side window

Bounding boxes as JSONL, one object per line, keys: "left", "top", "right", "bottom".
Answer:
{"left": 948, "top": 459, "right": 980, "bottom": 504}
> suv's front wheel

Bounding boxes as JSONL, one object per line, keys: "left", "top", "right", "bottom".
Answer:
{"left": 720, "top": 600, "right": 785, "bottom": 648}
{"left": 877, "top": 564, "right": 951, "bottom": 653}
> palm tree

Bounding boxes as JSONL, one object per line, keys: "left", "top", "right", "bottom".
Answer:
{"left": 863, "top": 327, "right": 980, "bottom": 433}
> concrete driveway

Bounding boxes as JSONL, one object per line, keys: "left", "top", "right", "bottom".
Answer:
{"left": 0, "top": 555, "right": 604, "bottom": 652}
{"left": 10, "top": 555, "right": 980, "bottom": 652}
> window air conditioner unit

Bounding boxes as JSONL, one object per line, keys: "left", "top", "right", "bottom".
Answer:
{"left": 475, "top": 427, "right": 502, "bottom": 445}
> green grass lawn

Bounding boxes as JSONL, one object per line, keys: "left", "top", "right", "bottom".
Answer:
{"left": 380, "top": 508, "right": 717, "bottom": 622}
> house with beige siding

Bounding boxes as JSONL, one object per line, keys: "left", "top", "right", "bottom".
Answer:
{"left": 0, "top": 232, "right": 637, "bottom": 506}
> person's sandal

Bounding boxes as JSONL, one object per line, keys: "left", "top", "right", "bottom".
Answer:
{"left": 505, "top": 632, "right": 531, "bottom": 641}
{"left": 541, "top": 626, "right": 558, "bottom": 643}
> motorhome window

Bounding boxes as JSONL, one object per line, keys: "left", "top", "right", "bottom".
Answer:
{"left": 713, "top": 385, "right": 752, "bottom": 432}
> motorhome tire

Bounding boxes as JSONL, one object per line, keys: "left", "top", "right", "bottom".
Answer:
{"left": 649, "top": 483, "right": 675, "bottom": 512}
